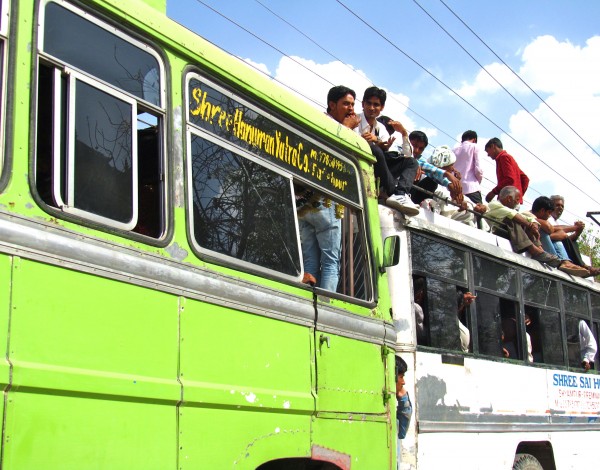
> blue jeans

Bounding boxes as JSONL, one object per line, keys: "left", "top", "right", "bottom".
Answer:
{"left": 540, "top": 231, "right": 569, "bottom": 260}
{"left": 298, "top": 204, "right": 341, "bottom": 292}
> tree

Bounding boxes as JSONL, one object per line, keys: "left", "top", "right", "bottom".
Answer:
{"left": 577, "top": 228, "right": 600, "bottom": 276}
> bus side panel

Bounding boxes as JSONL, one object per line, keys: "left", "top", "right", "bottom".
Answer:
{"left": 316, "top": 333, "right": 387, "bottom": 413}
{"left": 0, "top": 254, "right": 10, "bottom": 434}
{"left": 3, "top": 258, "right": 179, "bottom": 469}
{"left": 312, "top": 416, "right": 392, "bottom": 470}
{"left": 178, "top": 299, "right": 314, "bottom": 467}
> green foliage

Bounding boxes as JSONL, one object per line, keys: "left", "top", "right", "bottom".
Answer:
{"left": 578, "top": 228, "right": 600, "bottom": 268}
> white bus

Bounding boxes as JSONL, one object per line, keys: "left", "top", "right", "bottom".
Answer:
{"left": 381, "top": 204, "right": 600, "bottom": 470}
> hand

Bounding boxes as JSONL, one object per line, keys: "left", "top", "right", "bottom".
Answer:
{"left": 450, "top": 187, "right": 464, "bottom": 205}
{"left": 485, "top": 191, "right": 495, "bottom": 203}
{"left": 361, "top": 131, "right": 378, "bottom": 143}
{"left": 463, "top": 292, "right": 476, "bottom": 305}
{"left": 583, "top": 360, "right": 591, "bottom": 372}
{"left": 381, "top": 136, "right": 396, "bottom": 151}
{"left": 526, "top": 222, "right": 540, "bottom": 239}
{"left": 414, "top": 166, "right": 424, "bottom": 182}
{"left": 343, "top": 113, "right": 360, "bottom": 130}
{"left": 473, "top": 203, "right": 488, "bottom": 214}
{"left": 390, "top": 120, "right": 408, "bottom": 137}
{"left": 446, "top": 173, "right": 463, "bottom": 204}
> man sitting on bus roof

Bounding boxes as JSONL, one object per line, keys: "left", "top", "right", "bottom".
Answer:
{"left": 474, "top": 186, "right": 588, "bottom": 276}
{"left": 525, "top": 196, "right": 594, "bottom": 277}
{"left": 549, "top": 195, "right": 600, "bottom": 276}
{"left": 412, "top": 144, "right": 464, "bottom": 207}
{"left": 355, "top": 86, "right": 420, "bottom": 216}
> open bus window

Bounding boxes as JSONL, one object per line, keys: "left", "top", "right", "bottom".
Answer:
{"left": 525, "top": 306, "right": 564, "bottom": 366}
{"left": 35, "top": 1, "right": 165, "bottom": 237}
{"left": 475, "top": 292, "right": 506, "bottom": 358}
{"left": 566, "top": 316, "right": 597, "bottom": 371}
{"left": 592, "top": 294, "right": 600, "bottom": 370}
{"left": 413, "top": 276, "right": 469, "bottom": 353}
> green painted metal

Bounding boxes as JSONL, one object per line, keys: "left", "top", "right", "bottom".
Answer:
{"left": 0, "top": 0, "right": 397, "bottom": 468}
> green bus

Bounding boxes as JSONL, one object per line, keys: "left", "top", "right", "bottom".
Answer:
{"left": 0, "top": 0, "right": 398, "bottom": 468}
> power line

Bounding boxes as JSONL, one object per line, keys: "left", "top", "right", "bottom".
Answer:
{"left": 333, "top": 0, "right": 600, "bottom": 208}
{"left": 251, "top": 0, "right": 458, "bottom": 143}
{"left": 177, "top": 1, "right": 600, "bottom": 230}
{"left": 412, "top": 0, "right": 600, "bottom": 185}
{"left": 438, "top": 0, "right": 600, "bottom": 161}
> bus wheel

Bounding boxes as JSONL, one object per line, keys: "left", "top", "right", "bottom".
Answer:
{"left": 513, "top": 453, "right": 543, "bottom": 470}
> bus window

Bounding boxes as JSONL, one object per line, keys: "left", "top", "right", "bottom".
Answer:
{"left": 190, "top": 136, "right": 300, "bottom": 277}
{"left": 525, "top": 306, "right": 564, "bottom": 366}
{"left": 185, "top": 74, "right": 371, "bottom": 298}
{"left": 592, "top": 294, "right": 600, "bottom": 370}
{"left": 474, "top": 292, "right": 505, "bottom": 358}
{"left": 35, "top": 1, "right": 165, "bottom": 236}
{"left": 416, "top": 277, "right": 466, "bottom": 352}
{"left": 473, "top": 255, "right": 517, "bottom": 296}
{"left": 411, "top": 234, "right": 466, "bottom": 283}
{"left": 499, "top": 299, "right": 522, "bottom": 360}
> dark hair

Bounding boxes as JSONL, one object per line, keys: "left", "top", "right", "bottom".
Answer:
{"left": 485, "top": 137, "right": 503, "bottom": 150}
{"left": 326, "top": 85, "right": 356, "bottom": 113}
{"left": 377, "top": 115, "right": 395, "bottom": 135}
{"left": 461, "top": 130, "right": 477, "bottom": 142}
{"left": 395, "top": 356, "right": 408, "bottom": 376}
{"left": 409, "top": 130, "right": 428, "bottom": 147}
{"left": 362, "top": 86, "right": 387, "bottom": 106}
{"left": 531, "top": 196, "right": 554, "bottom": 213}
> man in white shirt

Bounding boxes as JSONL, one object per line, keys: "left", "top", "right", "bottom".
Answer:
{"left": 452, "top": 130, "right": 483, "bottom": 203}
{"left": 579, "top": 320, "right": 597, "bottom": 371}
{"left": 356, "top": 86, "right": 420, "bottom": 216}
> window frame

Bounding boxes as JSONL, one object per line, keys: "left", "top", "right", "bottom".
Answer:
{"left": 186, "top": 126, "right": 303, "bottom": 281}
{"left": 35, "top": 0, "right": 167, "bottom": 237}
{"left": 52, "top": 67, "right": 139, "bottom": 230}
{"left": 184, "top": 71, "right": 373, "bottom": 299}
{"left": 410, "top": 229, "right": 599, "bottom": 371}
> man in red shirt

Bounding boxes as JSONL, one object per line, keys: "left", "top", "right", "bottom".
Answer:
{"left": 484, "top": 138, "right": 529, "bottom": 204}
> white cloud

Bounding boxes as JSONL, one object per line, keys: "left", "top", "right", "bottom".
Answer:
{"left": 456, "top": 34, "right": 600, "bottom": 225}
{"left": 272, "top": 56, "right": 418, "bottom": 132}
{"left": 241, "top": 58, "right": 271, "bottom": 76}
{"left": 455, "top": 62, "right": 529, "bottom": 98}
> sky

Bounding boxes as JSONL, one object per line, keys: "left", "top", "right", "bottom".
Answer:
{"left": 167, "top": 0, "right": 600, "bottom": 234}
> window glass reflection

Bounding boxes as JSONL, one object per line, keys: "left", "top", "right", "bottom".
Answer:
{"left": 525, "top": 306, "right": 564, "bottom": 366}
{"left": 473, "top": 256, "right": 517, "bottom": 296}
{"left": 411, "top": 234, "right": 466, "bottom": 283}
{"left": 522, "top": 273, "right": 558, "bottom": 308}
{"left": 191, "top": 135, "right": 300, "bottom": 276}
{"left": 73, "top": 80, "right": 133, "bottom": 223}
{"left": 44, "top": 3, "right": 161, "bottom": 106}
{"left": 562, "top": 285, "right": 588, "bottom": 316}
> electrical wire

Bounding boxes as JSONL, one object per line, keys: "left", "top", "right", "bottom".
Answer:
{"left": 334, "top": 0, "right": 600, "bottom": 207}
{"left": 438, "top": 0, "right": 600, "bottom": 161}
{"left": 412, "top": 0, "right": 600, "bottom": 185}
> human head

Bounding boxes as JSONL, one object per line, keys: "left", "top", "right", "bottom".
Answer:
{"left": 409, "top": 130, "right": 429, "bottom": 157}
{"left": 361, "top": 86, "right": 386, "bottom": 122}
{"left": 531, "top": 196, "right": 554, "bottom": 220}
{"left": 550, "top": 194, "right": 565, "bottom": 219}
{"left": 461, "top": 130, "right": 477, "bottom": 143}
{"left": 498, "top": 185, "right": 521, "bottom": 209}
{"left": 485, "top": 137, "right": 503, "bottom": 159}
{"left": 395, "top": 356, "right": 408, "bottom": 391}
{"left": 326, "top": 85, "right": 356, "bottom": 124}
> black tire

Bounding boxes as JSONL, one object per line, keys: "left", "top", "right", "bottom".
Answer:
{"left": 513, "top": 453, "right": 543, "bottom": 470}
